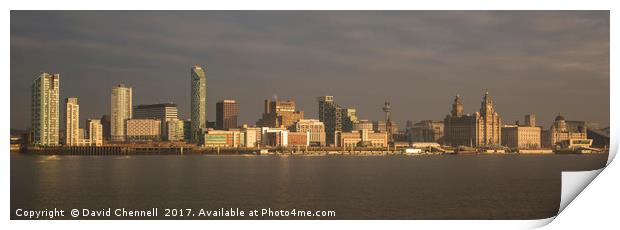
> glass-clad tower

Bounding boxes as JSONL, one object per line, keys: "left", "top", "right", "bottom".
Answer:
{"left": 190, "top": 65, "right": 207, "bottom": 143}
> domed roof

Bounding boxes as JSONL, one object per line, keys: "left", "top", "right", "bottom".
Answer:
{"left": 555, "top": 114, "right": 565, "bottom": 121}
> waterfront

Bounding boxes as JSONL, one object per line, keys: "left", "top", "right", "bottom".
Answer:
{"left": 10, "top": 152, "right": 608, "bottom": 219}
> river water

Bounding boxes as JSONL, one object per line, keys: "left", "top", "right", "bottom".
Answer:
{"left": 10, "top": 152, "right": 608, "bottom": 219}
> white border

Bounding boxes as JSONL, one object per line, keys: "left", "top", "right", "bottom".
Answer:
{"left": 2, "top": 1, "right": 617, "bottom": 230}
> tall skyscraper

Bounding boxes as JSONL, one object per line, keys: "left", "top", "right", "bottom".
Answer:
{"left": 318, "top": 96, "right": 342, "bottom": 146}
{"left": 190, "top": 65, "right": 207, "bottom": 143}
{"left": 216, "top": 99, "right": 238, "bottom": 130}
{"left": 65, "top": 97, "right": 79, "bottom": 146}
{"left": 31, "top": 73, "right": 60, "bottom": 146}
{"left": 111, "top": 84, "right": 132, "bottom": 142}
{"left": 134, "top": 103, "right": 178, "bottom": 139}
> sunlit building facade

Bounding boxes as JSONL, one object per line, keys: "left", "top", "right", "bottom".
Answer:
{"left": 111, "top": 84, "right": 132, "bottom": 141}
{"left": 31, "top": 73, "right": 60, "bottom": 146}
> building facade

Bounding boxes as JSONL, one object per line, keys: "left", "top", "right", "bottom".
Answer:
{"left": 341, "top": 108, "right": 359, "bottom": 132}
{"left": 134, "top": 103, "right": 178, "bottom": 139}
{"left": 101, "top": 115, "right": 111, "bottom": 141}
{"left": 544, "top": 115, "right": 588, "bottom": 149}
{"left": 443, "top": 92, "right": 502, "bottom": 147}
{"left": 406, "top": 120, "right": 444, "bottom": 143}
{"left": 293, "top": 119, "right": 326, "bottom": 146}
{"left": 31, "top": 73, "right": 60, "bottom": 146}
{"left": 125, "top": 119, "right": 161, "bottom": 142}
{"left": 216, "top": 99, "right": 238, "bottom": 130}
{"left": 318, "top": 96, "right": 342, "bottom": 146}
{"left": 203, "top": 129, "right": 244, "bottom": 147}
{"left": 335, "top": 129, "right": 388, "bottom": 147}
{"left": 353, "top": 119, "right": 374, "bottom": 131}
{"left": 87, "top": 119, "right": 103, "bottom": 146}
{"left": 256, "top": 99, "right": 304, "bottom": 129}
{"left": 501, "top": 125, "right": 541, "bottom": 149}
{"left": 111, "top": 84, "right": 132, "bottom": 142}
{"left": 166, "top": 118, "right": 185, "bottom": 142}
{"left": 190, "top": 65, "right": 207, "bottom": 143}
{"left": 65, "top": 97, "right": 80, "bottom": 146}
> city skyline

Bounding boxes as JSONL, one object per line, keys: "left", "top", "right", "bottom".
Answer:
{"left": 11, "top": 11, "right": 610, "bottom": 130}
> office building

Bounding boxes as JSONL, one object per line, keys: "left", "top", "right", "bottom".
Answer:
{"left": 443, "top": 92, "right": 502, "bottom": 147}
{"left": 335, "top": 129, "right": 388, "bottom": 147}
{"left": 293, "top": 119, "right": 326, "bottom": 146}
{"left": 30, "top": 73, "right": 60, "bottom": 146}
{"left": 111, "top": 84, "right": 132, "bottom": 141}
{"left": 134, "top": 103, "right": 178, "bottom": 139}
{"left": 166, "top": 118, "right": 185, "bottom": 142}
{"left": 190, "top": 65, "right": 207, "bottom": 143}
{"left": 318, "top": 96, "right": 342, "bottom": 146}
{"left": 216, "top": 99, "right": 238, "bottom": 130}
{"left": 125, "top": 119, "right": 160, "bottom": 142}
{"left": 341, "top": 108, "right": 359, "bottom": 132}
{"left": 203, "top": 129, "right": 244, "bottom": 147}
{"left": 287, "top": 132, "right": 310, "bottom": 147}
{"left": 65, "top": 97, "right": 80, "bottom": 146}
{"left": 256, "top": 99, "right": 304, "bottom": 129}
{"left": 502, "top": 124, "right": 541, "bottom": 149}
{"left": 241, "top": 126, "right": 262, "bottom": 147}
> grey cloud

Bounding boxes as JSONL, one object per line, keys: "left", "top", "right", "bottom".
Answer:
{"left": 11, "top": 11, "right": 609, "bottom": 130}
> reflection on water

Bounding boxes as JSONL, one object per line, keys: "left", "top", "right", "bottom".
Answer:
{"left": 11, "top": 153, "right": 607, "bottom": 220}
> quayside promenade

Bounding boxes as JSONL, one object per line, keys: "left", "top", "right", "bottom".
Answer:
{"left": 20, "top": 143, "right": 607, "bottom": 156}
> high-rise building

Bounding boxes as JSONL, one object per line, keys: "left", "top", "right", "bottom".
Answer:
{"left": 256, "top": 99, "right": 304, "bottom": 129}
{"left": 341, "top": 108, "right": 358, "bottom": 132}
{"left": 293, "top": 119, "right": 326, "bottom": 146}
{"left": 443, "top": 91, "right": 502, "bottom": 147}
{"left": 65, "top": 97, "right": 80, "bottom": 146}
{"left": 134, "top": 103, "right": 178, "bottom": 139}
{"left": 31, "top": 73, "right": 60, "bottom": 146}
{"left": 100, "top": 115, "right": 111, "bottom": 141}
{"left": 190, "top": 65, "right": 207, "bottom": 143}
{"left": 125, "top": 119, "right": 161, "bottom": 142}
{"left": 87, "top": 119, "right": 103, "bottom": 146}
{"left": 216, "top": 99, "right": 238, "bottom": 130}
{"left": 111, "top": 84, "right": 132, "bottom": 142}
{"left": 318, "top": 96, "right": 342, "bottom": 146}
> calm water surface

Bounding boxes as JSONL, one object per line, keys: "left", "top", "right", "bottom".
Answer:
{"left": 11, "top": 153, "right": 608, "bottom": 219}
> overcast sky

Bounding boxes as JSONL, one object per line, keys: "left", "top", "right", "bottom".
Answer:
{"left": 10, "top": 11, "right": 609, "bottom": 130}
